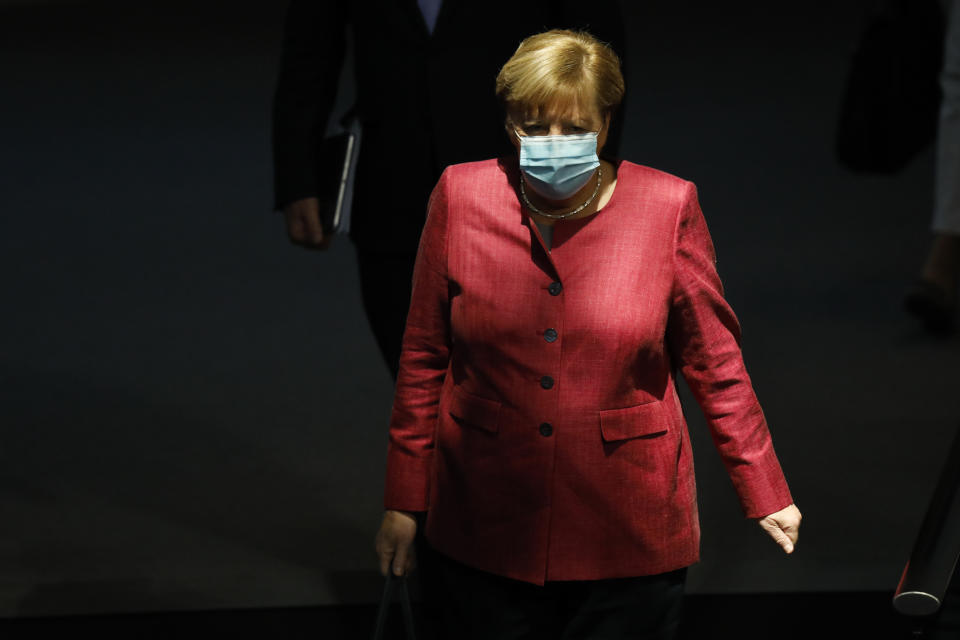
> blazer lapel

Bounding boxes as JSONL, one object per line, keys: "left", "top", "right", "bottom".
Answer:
{"left": 406, "top": 0, "right": 459, "bottom": 41}
{"left": 401, "top": 0, "right": 431, "bottom": 39}
{"left": 431, "top": 0, "right": 458, "bottom": 38}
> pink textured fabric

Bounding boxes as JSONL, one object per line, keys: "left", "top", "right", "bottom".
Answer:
{"left": 384, "top": 158, "right": 793, "bottom": 585}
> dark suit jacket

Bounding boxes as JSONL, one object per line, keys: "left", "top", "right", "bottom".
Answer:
{"left": 272, "top": 0, "right": 626, "bottom": 253}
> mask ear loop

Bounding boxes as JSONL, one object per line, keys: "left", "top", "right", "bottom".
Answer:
{"left": 505, "top": 116, "right": 525, "bottom": 142}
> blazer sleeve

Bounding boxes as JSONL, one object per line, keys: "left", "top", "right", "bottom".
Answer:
{"left": 666, "top": 182, "right": 794, "bottom": 519}
{"left": 271, "top": 0, "right": 348, "bottom": 211}
{"left": 383, "top": 170, "right": 452, "bottom": 512}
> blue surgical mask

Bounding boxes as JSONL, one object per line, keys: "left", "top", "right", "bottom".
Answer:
{"left": 516, "top": 130, "right": 600, "bottom": 200}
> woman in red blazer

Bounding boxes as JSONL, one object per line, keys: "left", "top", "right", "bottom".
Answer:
{"left": 375, "top": 29, "right": 801, "bottom": 639}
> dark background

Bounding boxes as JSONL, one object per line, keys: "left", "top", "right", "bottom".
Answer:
{"left": 1, "top": 0, "right": 957, "bottom": 619}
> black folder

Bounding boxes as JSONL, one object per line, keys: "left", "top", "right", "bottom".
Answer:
{"left": 316, "top": 115, "right": 361, "bottom": 235}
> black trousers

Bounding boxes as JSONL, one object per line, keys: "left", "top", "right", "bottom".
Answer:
{"left": 355, "top": 247, "right": 419, "bottom": 381}
{"left": 417, "top": 538, "right": 685, "bottom": 640}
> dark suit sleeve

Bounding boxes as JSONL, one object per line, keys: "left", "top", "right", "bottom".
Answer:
{"left": 271, "top": 0, "right": 349, "bottom": 211}
{"left": 557, "top": 0, "right": 627, "bottom": 158}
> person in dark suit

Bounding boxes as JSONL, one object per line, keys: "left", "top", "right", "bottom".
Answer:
{"left": 272, "top": 0, "right": 626, "bottom": 380}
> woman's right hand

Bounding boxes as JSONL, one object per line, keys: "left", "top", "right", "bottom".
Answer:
{"left": 375, "top": 510, "right": 418, "bottom": 577}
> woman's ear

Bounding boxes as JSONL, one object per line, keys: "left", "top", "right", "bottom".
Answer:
{"left": 505, "top": 119, "right": 521, "bottom": 153}
{"left": 596, "top": 112, "right": 612, "bottom": 156}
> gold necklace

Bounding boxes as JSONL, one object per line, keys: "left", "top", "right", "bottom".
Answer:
{"left": 519, "top": 166, "right": 603, "bottom": 220}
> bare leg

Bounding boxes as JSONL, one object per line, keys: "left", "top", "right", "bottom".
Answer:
{"left": 921, "top": 233, "right": 960, "bottom": 293}
{"left": 906, "top": 234, "right": 960, "bottom": 333}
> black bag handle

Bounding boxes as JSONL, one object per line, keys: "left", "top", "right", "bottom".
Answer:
{"left": 371, "top": 573, "right": 418, "bottom": 640}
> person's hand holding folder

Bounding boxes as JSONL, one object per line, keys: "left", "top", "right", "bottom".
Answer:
{"left": 283, "top": 196, "right": 331, "bottom": 250}
{"left": 280, "top": 115, "right": 360, "bottom": 251}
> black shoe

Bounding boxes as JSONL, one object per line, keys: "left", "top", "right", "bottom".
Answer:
{"left": 904, "top": 279, "right": 957, "bottom": 335}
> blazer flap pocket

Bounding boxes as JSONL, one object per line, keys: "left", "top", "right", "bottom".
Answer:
{"left": 600, "top": 401, "right": 670, "bottom": 442}
{"left": 449, "top": 387, "right": 501, "bottom": 434}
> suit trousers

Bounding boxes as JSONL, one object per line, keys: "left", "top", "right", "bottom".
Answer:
{"left": 421, "top": 539, "right": 686, "bottom": 640}
{"left": 355, "top": 247, "right": 418, "bottom": 380}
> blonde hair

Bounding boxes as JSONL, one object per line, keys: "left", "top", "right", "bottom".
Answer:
{"left": 495, "top": 30, "right": 624, "bottom": 122}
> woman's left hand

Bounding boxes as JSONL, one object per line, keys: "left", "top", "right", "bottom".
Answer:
{"left": 756, "top": 503, "right": 802, "bottom": 554}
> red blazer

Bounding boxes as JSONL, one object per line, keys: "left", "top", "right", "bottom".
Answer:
{"left": 384, "top": 158, "right": 793, "bottom": 585}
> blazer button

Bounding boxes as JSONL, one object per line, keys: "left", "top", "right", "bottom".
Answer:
{"left": 539, "top": 422, "right": 553, "bottom": 437}
{"left": 544, "top": 328, "right": 558, "bottom": 343}
{"left": 540, "top": 375, "right": 554, "bottom": 389}
{"left": 548, "top": 281, "right": 563, "bottom": 296}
